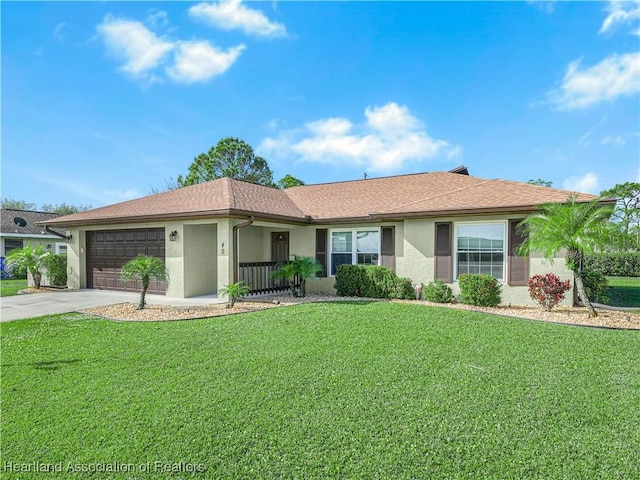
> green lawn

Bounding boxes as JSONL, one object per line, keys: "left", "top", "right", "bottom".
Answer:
{"left": 0, "top": 278, "right": 27, "bottom": 297}
{"left": 2, "top": 302, "right": 639, "bottom": 479}
{"left": 606, "top": 276, "right": 640, "bottom": 307}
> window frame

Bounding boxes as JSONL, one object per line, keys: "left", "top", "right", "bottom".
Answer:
{"left": 3, "top": 239, "right": 23, "bottom": 257}
{"left": 454, "top": 221, "right": 507, "bottom": 282}
{"left": 328, "top": 228, "right": 381, "bottom": 276}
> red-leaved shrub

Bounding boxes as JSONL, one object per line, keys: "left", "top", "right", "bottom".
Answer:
{"left": 528, "top": 273, "right": 571, "bottom": 311}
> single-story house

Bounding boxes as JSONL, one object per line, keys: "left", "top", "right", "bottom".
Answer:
{"left": 1, "top": 209, "right": 67, "bottom": 277}
{"left": 39, "top": 168, "right": 601, "bottom": 305}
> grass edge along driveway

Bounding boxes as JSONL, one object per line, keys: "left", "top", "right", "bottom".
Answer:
{"left": 2, "top": 302, "right": 639, "bottom": 479}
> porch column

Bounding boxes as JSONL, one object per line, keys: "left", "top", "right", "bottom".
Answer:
{"left": 66, "top": 229, "right": 85, "bottom": 290}
{"left": 165, "top": 223, "right": 185, "bottom": 298}
{"left": 217, "top": 219, "right": 234, "bottom": 291}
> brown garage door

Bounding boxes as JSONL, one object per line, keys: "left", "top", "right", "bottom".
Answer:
{"left": 87, "top": 228, "right": 167, "bottom": 294}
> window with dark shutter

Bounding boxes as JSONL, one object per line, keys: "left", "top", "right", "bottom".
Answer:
{"left": 381, "top": 226, "right": 395, "bottom": 272}
{"left": 435, "top": 222, "right": 452, "bottom": 283}
{"left": 508, "top": 219, "right": 528, "bottom": 286}
{"left": 315, "top": 229, "right": 328, "bottom": 277}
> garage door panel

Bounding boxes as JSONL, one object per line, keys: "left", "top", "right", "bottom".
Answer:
{"left": 87, "top": 228, "right": 166, "bottom": 294}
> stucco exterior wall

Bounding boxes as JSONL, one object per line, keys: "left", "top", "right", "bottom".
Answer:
{"left": 238, "top": 226, "right": 265, "bottom": 263}
{"left": 298, "top": 216, "right": 570, "bottom": 306}
{"left": 64, "top": 215, "right": 572, "bottom": 305}
{"left": 401, "top": 214, "right": 572, "bottom": 307}
{"left": 183, "top": 224, "right": 217, "bottom": 297}
{"left": 66, "top": 219, "right": 225, "bottom": 299}
{"left": 293, "top": 222, "right": 403, "bottom": 295}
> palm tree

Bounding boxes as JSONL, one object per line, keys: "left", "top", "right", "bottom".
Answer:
{"left": 293, "top": 255, "right": 323, "bottom": 297}
{"left": 218, "top": 281, "right": 250, "bottom": 308}
{"left": 517, "top": 196, "right": 614, "bottom": 317}
{"left": 5, "top": 242, "right": 50, "bottom": 289}
{"left": 271, "top": 261, "right": 298, "bottom": 297}
{"left": 120, "top": 255, "right": 169, "bottom": 310}
{"left": 271, "top": 255, "right": 323, "bottom": 297}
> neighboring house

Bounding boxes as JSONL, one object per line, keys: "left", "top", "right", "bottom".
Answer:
{"left": 1, "top": 209, "right": 67, "bottom": 276}
{"left": 39, "top": 168, "right": 603, "bottom": 305}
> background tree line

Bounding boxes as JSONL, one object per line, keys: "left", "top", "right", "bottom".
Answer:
{"left": 0, "top": 199, "right": 91, "bottom": 215}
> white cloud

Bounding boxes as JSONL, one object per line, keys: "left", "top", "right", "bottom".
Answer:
{"left": 53, "top": 22, "right": 68, "bottom": 42}
{"left": 96, "top": 15, "right": 174, "bottom": 76}
{"left": 97, "top": 14, "right": 244, "bottom": 85}
{"left": 599, "top": 0, "right": 640, "bottom": 35}
{"left": 600, "top": 134, "right": 626, "bottom": 147}
{"left": 526, "top": 1, "right": 556, "bottom": 14}
{"left": 547, "top": 52, "right": 640, "bottom": 109}
{"left": 189, "top": 0, "right": 287, "bottom": 38}
{"left": 166, "top": 41, "right": 245, "bottom": 83}
{"left": 258, "top": 102, "right": 461, "bottom": 173}
{"left": 104, "top": 188, "right": 141, "bottom": 202}
{"left": 264, "top": 118, "right": 280, "bottom": 131}
{"left": 563, "top": 172, "right": 600, "bottom": 194}
{"left": 146, "top": 9, "right": 169, "bottom": 29}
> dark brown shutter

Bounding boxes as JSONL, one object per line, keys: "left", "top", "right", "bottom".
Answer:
{"left": 316, "top": 229, "right": 328, "bottom": 277}
{"left": 508, "top": 219, "right": 528, "bottom": 286}
{"left": 435, "top": 222, "right": 452, "bottom": 283}
{"left": 380, "top": 226, "right": 395, "bottom": 272}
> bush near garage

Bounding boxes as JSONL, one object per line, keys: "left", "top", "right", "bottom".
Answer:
{"left": 43, "top": 254, "right": 67, "bottom": 286}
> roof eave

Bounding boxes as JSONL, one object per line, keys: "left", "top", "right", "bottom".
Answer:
{"left": 369, "top": 204, "right": 566, "bottom": 220}
{"left": 36, "top": 209, "right": 310, "bottom": 228}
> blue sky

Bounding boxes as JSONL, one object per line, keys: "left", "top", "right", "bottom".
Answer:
{"left": 2, "top": 1, "right": 639, "bottom": 209}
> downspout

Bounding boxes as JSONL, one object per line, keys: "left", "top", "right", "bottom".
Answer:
{"left": 232, "top": 216, "right": 255, "bottom": 283}
{"left": 44, "top": 225, "right": 71, "bottom": 240}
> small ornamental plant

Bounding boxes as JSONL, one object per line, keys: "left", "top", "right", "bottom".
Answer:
{"left": 218, "top": 281, "right": 250, "bottom": 308}
{"left": 528, "top": 273, "right": 571, "bottom": 312}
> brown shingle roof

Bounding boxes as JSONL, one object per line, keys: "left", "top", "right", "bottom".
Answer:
{"left": 40, "top": 172, "right": 601, "bottom": 227}
{"left": 40, "top": 178, "right": 306, "bottom": 226}
{"left": 285, "top": 172, "right": 599, "bottom": 221}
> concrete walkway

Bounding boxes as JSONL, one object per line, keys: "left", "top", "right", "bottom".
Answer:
{"left": 0, "top": 289, "right": 224, "bottom": 322}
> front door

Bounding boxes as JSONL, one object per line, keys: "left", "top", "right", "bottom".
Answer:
{"left": 271, "top": 232, "right": 289, "bottom": 262}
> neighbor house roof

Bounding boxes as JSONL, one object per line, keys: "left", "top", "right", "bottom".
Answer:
{"left": 39, "top": 171, "right": 602, "bottom": 227}
{"left": 1, "top": 209, "right": 63, "bottom": 236}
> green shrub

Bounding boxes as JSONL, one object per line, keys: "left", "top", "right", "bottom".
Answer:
{"left": 393, "top": 277, "right": 415, "bottom": 300}
{"left": 423, "top": 280, "right": 454, "bottom": 303}
{"left": 458, "top": 274, "right": 501, "bottom": 307}
{"left": 334, "top": 265, "right": 367, "bottom": 296}
{"left": 584, "top": 252, "right": 640, "bottom": 277}
{"left": 43, "top": 254, "right": 67, "bottom": 286}
{"left": 335, "top": 265, "right": 414, "bottom": 300}
{"left": 581, "top": 269, "right": 609, "bottom": 304}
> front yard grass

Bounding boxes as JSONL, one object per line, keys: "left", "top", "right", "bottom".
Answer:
{"left": 606, "top": 276, "right": 640, "bottom": 307}
{"left": 2, "top": 302, "right": 639, "bottom": 479}
{"left": 0, "top": 278, "right": 27, "bottom": 297}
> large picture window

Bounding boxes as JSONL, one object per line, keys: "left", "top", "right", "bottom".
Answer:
{"left": 456, "top": 223, "right": 505, "bottom": 280}
{"left": 330, "top": 230, "right": 380, "bottom": 275}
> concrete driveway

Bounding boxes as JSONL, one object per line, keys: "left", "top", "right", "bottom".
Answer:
{"left": 0, "top": 289, "right": 222, "bottom": 322}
